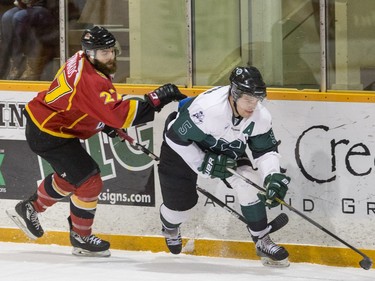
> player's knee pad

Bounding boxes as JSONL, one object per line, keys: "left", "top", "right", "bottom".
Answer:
{"left": 52, "top": 173, "right": 78, "bottom": 193}
{"left": 160, "top": 203, "right": 194, "bottom": 226}
{"left": 226, "top": 166, "right": 261, "bottom": 206}
{"left": 34, "top": 173, "right": 75, "bottom": 212}
{"left": 40, "top": 173, "right": 72, "bottom": 198}
{"left": 74, "top": 173, "right": 103, "bottom": 200}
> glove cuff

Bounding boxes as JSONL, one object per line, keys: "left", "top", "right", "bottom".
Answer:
{"left": 145, "top": 92, "right": 161, "bottom": 109}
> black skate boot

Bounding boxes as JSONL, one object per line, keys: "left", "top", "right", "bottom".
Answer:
{"left": 255, "top": 234, "right": 289, "bottom": 267}
{"left": 162, "top": 225, "right": 182, "bottom": 254}
{"left": 6, "top": 195, "right": 44, "bottom": 240}
{"left": 68, "top": 216, "right": 111, "bottom": 257}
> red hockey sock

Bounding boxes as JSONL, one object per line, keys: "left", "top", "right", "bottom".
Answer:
{"left": 33, "top": 173, "right": 74, "bottom": 213}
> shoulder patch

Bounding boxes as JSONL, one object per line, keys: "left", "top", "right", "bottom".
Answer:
{"left": 191, "top": 111, "right": 205, "bottom": 124}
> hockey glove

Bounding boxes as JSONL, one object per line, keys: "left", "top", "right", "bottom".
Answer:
{"left": 101, "top": 125, "right": 117, "bottom": 138}
{"left": 145, "top": 83, "right": 187, "bottom": 112}
{"left": 198, "top": 152, "right": 236, "bottom": 179}
{"left": 258, "top": 173, "right": 290, "bottom": 208}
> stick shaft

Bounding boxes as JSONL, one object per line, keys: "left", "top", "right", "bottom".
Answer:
{"left": 226, "top": 167, "right": 370, "bottom": 260}
{"left": 116, "top": 129, "right": 160, "bottom": 161}
{"left": 196, "top": 186, "right": 248, "bottom": 224}
{"left": 116, "top": 132, "right": 248, "bottom": 224}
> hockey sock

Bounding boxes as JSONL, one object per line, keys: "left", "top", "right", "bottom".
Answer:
{"left": 160, "top": 213, "right": 181, "bottom": 229}
{"left": 70, "top": 173, "right": 103, "bottom": 236}
{"left": 241, "top": 201, "right": 268, "bottom": 232}
{"left": 33, "top": 173, "right": 73, "bottom": 213}
{"left": 159, "top": 204, "right": 192, "bottom": 228}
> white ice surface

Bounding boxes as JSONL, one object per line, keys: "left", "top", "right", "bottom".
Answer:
{"left": 0, "top": 242, "right": 374, "bottom": 281}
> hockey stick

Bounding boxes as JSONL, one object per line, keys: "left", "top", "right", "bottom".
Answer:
{"left": 116, "top": 129, "right": 248, "bottom": 223}
{"left": 116, "top": 129, "right": 160, "bottom": 161}
{"left": 115, "top": 130, "right": 288, "bottom": 231}
{"left": 226, "top": 167, "right": 373, "bottom": 270}
{"left": 196, "top": 186, "right": 289, "bottom": 234}
{"left": 197, "top": 186, "right": 247, "bottom": 223}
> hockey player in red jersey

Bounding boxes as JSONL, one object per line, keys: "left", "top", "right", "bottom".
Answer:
{"left": 6, "top": 26, "right": 186, "bottom": 257}
{"left": 158, "top": 66, "right": 290, "bottom": 267}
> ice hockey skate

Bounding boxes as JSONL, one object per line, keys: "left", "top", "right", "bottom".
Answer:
{"left": 68, "top": 217, "right": 111, "bottom": 257}
{"left": 6, "top": 198, "right": 44, "bottom": 240}
{"left": 255, "top": 234, "right": 289, "bottom": 267}
{"left": 162, "top": 225, "right": 182, "bottom": 254}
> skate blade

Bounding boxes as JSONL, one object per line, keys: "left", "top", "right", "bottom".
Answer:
{"left": 72, "top": 247, "right": 111, "bottom": 257}
{"left": 260, "top": 257, "right": 290, "bottom": 268}
{"left": 6, "top": 209, "right": 38, "bottom": 240}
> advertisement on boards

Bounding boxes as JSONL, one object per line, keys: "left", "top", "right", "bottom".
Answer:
{"left": 0, "top": 91, "right": 155, "bottom": 207}
{"left": 266, "top": 99, "right": 375, "bottom": 219}
{"left": 1, "top": 90, "right": 375, "bottom": 219}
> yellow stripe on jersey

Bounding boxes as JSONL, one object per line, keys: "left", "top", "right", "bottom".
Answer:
{"left": 25, "top": 105, "right": 76, "bottom": 138}
{"left": 122, "top": 99, "right": 137, "bottom": 128}
{"left": 65, "top": 114, "right": 88, "bottom": 131}
{"left": 70, "top": 194, "right": 98, "bottom": 210}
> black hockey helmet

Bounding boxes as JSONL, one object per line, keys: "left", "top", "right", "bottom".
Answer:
{"left": 81, "top": 26, "right": 116, "bottom": 51}
{"left": 229, "top": 66, "right": 267, "bottom": 101}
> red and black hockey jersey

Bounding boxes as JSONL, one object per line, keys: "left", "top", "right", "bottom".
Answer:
{"left": 26, "top": 51, "right": 154, "bottom": 139}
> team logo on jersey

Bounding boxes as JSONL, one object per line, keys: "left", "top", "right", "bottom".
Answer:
{"left": 191, "top": 111, "right": 204, "bottom": 124}
{"left": 96, "top": 122, "right": 105, "bottom": 130}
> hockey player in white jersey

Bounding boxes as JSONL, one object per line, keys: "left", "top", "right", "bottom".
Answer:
{"left": 158, "top": 66, "right": 291, "bottom": 267}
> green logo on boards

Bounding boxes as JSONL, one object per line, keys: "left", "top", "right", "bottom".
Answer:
{"left": 0, "top": 149, "right": 4, "bottom": 185}
{"left": 38, "top": 126, "right": 154, "bottom": 179}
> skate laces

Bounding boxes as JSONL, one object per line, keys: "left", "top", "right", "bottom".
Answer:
{"left": 165, "top": 235, "right": 182, "bottom": 246}
{"left": 26, "top": 202, "right": 42, "bottom": 230}
{"left": 162, "top": 226, "right": 182, "bottom": 246}
{"left": 257, "top": 235, "right": 282, "bottom": 255}
{"left": 82, "top": 235, "right": 103, "bottom": 245}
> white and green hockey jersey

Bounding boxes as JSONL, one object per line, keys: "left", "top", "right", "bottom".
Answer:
{"left": 164, "top": 85, "right": 281, "bottom": 179}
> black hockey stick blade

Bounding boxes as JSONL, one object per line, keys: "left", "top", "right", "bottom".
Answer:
{"left": 196, "top": 186, "right": 288, "bottom": 234}
{"left": 226, "top": 167, "right": 372, "bottom": 270}
{"left": 269, "top": 212, "right": 288, "bottom": 234}
{"left": 359, "top": 258, "right": 373, "bottom": 270}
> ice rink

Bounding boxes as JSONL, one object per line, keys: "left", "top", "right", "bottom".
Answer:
{"left": 0, "top": 242, "right": 374, "bottom": 281}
